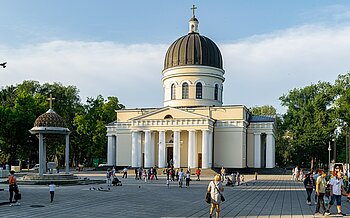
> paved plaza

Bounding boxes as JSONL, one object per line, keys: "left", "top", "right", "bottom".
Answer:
{"left": 0, "top": 174, "right": 350, "bottom": 217}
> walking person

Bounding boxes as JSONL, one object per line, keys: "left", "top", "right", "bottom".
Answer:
{"left": 178, "top": 168, "right": 184, "bottom": 188}
{"left": 175, "top": 168, "right": 179, "bottom": 181}
{"left": 236, "top": 172, "right": 241, "bottom": 186}
{"left": 154, "top": 166, "right": 158, "bottom": 180}
{"left": 313, "top": 170, "right": 320, "bottom": 204}
{"left": 304, "top": 173, "right": 315, "bottom": 205}
{"left": 134, "top": 168, "right": 138, "bottom": 180}
{"left": 315, "top": 171, "right": 327, "bottom": 216}
{"left": 8, "top": 170, "right": 20, "bottom": 205}
{"left": 295, "top": 166, "right": 299, "bottom": 181}
{"left": 49, "top": 181, "right": 56, "bottom": 203}
{"left": 185, "top": 170, "right": 191, "bottom": 188}
{"left": 220, "top": 167, "right": 225, "bottom": 182}
{"left": 232, "top": 172, "right": 236, "bottom": 186}
{"left": 196, "top": 168, "right": 201, "bottom": 181}
{"left": 208, "top": 174, "right": 224, "bottom": 218}
{"left": 106, "top": 169, "right": 112, "bottom": 186}
{"left": 122, "top": 167, "right": 128, "bottom": 178}
{"left": 325, "top": 171, "right": 346, "bottom": 216}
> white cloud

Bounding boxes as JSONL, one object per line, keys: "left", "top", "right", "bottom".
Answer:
{"left": 1, "top": 23, "right": 350, "bottom": 113}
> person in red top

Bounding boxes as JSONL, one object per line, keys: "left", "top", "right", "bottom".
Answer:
{"left": 196, "top": 168, "right": 201, "bottom": 181}
{"left": 8, "top": 170, "right": 19, "bottom": 204}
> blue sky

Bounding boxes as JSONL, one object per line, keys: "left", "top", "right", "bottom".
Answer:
{"left": 1, "top": 1, "right": 350, "bottom": 113}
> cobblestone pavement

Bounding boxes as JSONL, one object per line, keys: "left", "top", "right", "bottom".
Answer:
{"left": 0, "top": 174, "right": 349, "bottom": 217}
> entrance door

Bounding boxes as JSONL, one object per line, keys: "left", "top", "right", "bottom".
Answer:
{"left": 198, "top": 153, "right": 202, "bottom": 168}
{"left": 167, "top": 147, "right": 173, "bottom": 167}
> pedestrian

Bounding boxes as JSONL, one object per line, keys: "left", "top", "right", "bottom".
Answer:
{"left": 142, "top": 169, "right": 147, "bottom": 182}
{"left": 154, "top": 166, "right": 158, "bottom": 180}
{"left": 170, "top": 168, "right": 175, "bottom": 181}
{"left": 186, "top": 170, "right": 191, "bottom": 188}
{"left": 178, "top": 168, "right": 184, "bottom": 188}
{"left": 313, "top": 170, "right": 320, "bottom": 205}
{"left": 208, "top": 174, "right": 224, "bottom": 218}
{"left": 196, "top": 167, "right": 201, "bottom": 181}
{"left": 315, "top": 171, "right": 327, "bottom": 216}
{"left": 291, "top": 168, "right": 295, "bottom": 180}
{"left": 325, "top": 171, "right": 346, "bottom": 216}
{"left": 122, "top": 167, "right": 128, "bottom": 178}
{"left": 49, "top": 181, "right": 56, "bottom": 203}
{"left": 231, "top": 173, "right": 236, "bottom": 186}
{"left": 304, "top": 173, "right": 315, "bottom": 205}
{"left": 169, "top": 159, "right": 174, "bottom": 168}
{"left": 134, "top": 168, "right": 138, "bottom": 180}
{"left": 8, "top": 170, "right": 20, "bottom": 205}
{"left": 236, "top": 172, "right": 241, "bottom": 186}
{"left": 138, "top": 167, "right": 143, "bottom": 180}
{"left": 295, "top": 166, "right": 299, "bottom": 181}
{"left": 299, "top": 169, "right": 304, "bottom": 181}
{"left": 175, "top": 168, "right": 179, "bottom": 181}
{"left": 220, "top": 167, "right": 225, "bottom": 182}
{"left": 106, "top": 169, "right": 112, "bottom": 186}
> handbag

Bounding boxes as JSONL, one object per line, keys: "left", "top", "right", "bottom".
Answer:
{"left": 205, "top": 191, "right": 211, "bottom": 204}
{"left": 215, "top": 184, "right": 225, "bottom": 202}
{"left": 14, "top": 192, "right": 21, "bottom": 200}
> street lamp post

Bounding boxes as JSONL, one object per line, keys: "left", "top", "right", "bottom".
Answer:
{"left": 328, "top": 141, "right": 332, "bottom": 175}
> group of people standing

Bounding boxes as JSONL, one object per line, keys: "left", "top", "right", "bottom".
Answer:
{"left": 301, "top": 169, "right": 349, "bottom": 216}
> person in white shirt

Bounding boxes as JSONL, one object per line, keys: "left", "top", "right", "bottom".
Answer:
{"left": 49, "top": 181, "right": 56, "bottom": 203}
{"left": 178, "top": 169, "right": 184, "bottom": 188}
{"left": 185, "top": 170, "right": 191, "bottom": 188}
{"left": 325, "top": 172, "right": 345, "bottom": 216}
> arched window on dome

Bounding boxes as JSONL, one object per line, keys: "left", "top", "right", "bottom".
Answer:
{"left": 164, "top": 115, "right": 173, "bottom": 119}
{"left": 196, "top": 82, "right": 202, "bottom": 99}
{"left": 214, "top": 84, "right": 219, "bottom": 100}
{"left": 182, "top": 82, "right": 189, "bottom": 99}
{"left": 171, "top": 84, "right": 176, "bottom": 100}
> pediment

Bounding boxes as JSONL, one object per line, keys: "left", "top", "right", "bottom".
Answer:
{"left": 130, "top": 106, "right": 210, "bottom": 121}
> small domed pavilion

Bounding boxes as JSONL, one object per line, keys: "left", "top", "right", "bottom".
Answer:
{"left": 29, "top": 94, "right": 70, "bottom": 176}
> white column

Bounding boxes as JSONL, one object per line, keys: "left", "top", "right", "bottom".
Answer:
{"left": 151, "top": 132, "right": 155, "bottom": 166}
{"left": 65, "top": 134, "right": 69, "bottom": 174}
{"left": 254, "top": 133, "right": 261, "bottom": 168}
{"left": 173, "top": 130, "right": 181, "bottom": 168}
{"left": 209, "top": 131, "right": 213, "bottom": 167}
{"left": 266, "top": 133, "right": 275, "bottom": 168}
{"left": 144, "top": 130, "right": 152, "bottom": 168}
{"left": 202, "top": 129, "right": 210, "bottom": 169}
{"left": 39, "top": 133, "right": 44, "bottom": 176}
{"left": 131, "top": 131, "right": 139, "bottom": 167}
{"left": 137, "top": 133, "right": 142, "bottom": 167}
{"left": 158, "top": 131, "right": 166, "bottom": 168}
{"left": 188, "top": 130, "right": 196, "bottom": 168}
{"left": 107, "top": 135, "right": 113, "bottom": 165}
{"left": 112, "top": 136, "right": 116, "bottom": 166}
{"left": 43, "top": 142, "right": 47, "bottom": 173}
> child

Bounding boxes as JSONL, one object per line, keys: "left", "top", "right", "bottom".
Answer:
{"left": 142, "top": 170, "right": 147, "bottom": 182}
{"left": 49, "top": 181, "right": 56, "bottom": 203}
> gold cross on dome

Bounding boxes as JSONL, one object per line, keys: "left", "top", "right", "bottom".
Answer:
{"left": 47, "top": 93, "right": 56, "bottom": 109}
{"left": 191, "top": 5, "right": 197, "bottom": 17}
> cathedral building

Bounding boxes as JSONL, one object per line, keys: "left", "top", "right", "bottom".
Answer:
{"left": 106, "top": 10, "right": 275, "bottom": 169}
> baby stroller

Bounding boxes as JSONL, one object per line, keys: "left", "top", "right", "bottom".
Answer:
{"left": 112, "top": 177, "right": 122, "bottom": 186}
{"left": 225, "top": 176, "right": 233, "bottom": 186}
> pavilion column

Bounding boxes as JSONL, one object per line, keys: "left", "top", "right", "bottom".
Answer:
{"left": 266, "top": 133, "right": 275, "bottom": 168}
{"left": 188, "top": 130, "right": 196, "bottom": 168}
{"left": 144, "top": 130, "right": 152, "bottom": 168}
{"left": 107, "top": 135, "right": 113, "bottom": 165}
{"left": 65, "top": 134, "right": 69, "bottom": 174}
{"left": 173, "top": 130, "right": 181, "bottom": 168}
{"left": 254, "top": 133, "right": 261, "bottom": 168}
{"left": 131, "top": 131, "right": 139, "bottom": 168}
{"left": 158, "top": 130, "right": 166, "bottom": 168}
{"left": 137, "top": 133, "right": 142, "bottom": 167}
{"left": 202, "top": 129, "right": 210, "bottom": 169}
{"left": 39, "top": 133, "right": 44, "bottom": 176}
{"left": 151, "top": 132, "right": 155, "bottom": 166}
{"left": 43, "top": 142, "right": 47, "bottom": 173}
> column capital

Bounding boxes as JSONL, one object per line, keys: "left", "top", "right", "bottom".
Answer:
{"left": 254, "top": 132, "right": 261, "bottom": 135}
{"left": 173, "top": 130, "right": 181, "bottom": 133}
{"left": 188, "top": 129, "right": 196, "bottom": 132}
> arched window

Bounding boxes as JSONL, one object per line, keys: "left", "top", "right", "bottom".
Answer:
{"left": 171, "top": 84, "right": 176, "bottom": 100}
{"left": 182, "top": 82, "right": 189, "bottom": 99}
{"left": 214, "top": 84, "right": 219, "bottom": 100}
{"left": 196, "top": 82, "right": 202, "bottom": 99}
{"left": 164, "top": 115, "right": 173, "bottom": 119}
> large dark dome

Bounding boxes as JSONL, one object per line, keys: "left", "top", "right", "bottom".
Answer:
{"left": 34, "top": 109, "right": 66, "bottom": 128}
{"left": 164, "top": 32, "right": 223, "bottom": 70}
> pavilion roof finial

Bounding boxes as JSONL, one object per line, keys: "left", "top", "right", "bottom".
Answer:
{"left": 47, "top": 93, "right": 56, "bottom": 110}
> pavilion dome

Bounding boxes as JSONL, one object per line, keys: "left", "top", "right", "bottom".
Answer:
{"left": 164, "top": 33, "right": 223, "bottom": 71}
{"left": 34, "top": 109, "right": 66, "bottom": 128}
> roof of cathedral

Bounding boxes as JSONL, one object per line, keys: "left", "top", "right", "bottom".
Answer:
{"left": 34, "top": 109, "right": 66, "bottom": 128}
{"left": 163, "top": 32, "right": 223, "bottom": 71}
